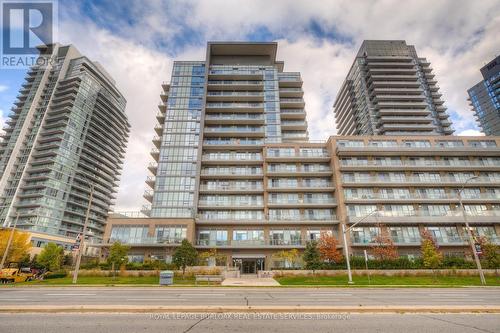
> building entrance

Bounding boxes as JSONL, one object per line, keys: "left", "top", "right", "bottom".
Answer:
{"left": 233, "top": 257, "right": 265, "bottom": 274}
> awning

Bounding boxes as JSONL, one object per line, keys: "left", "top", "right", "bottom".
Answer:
{"left": 232, "top": 254, "right": 267, "bottom": 259}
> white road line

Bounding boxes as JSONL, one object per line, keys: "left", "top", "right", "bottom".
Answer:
{"left": 0, "top": 298, "right": 28, "bottom": 301}
{"left": 179, "top": 293, "right": 226, "bottom": 297}
{"left": 126, "top": 298, "right": 187, "bottom": 301}
{"left": 44, "top": 293, "right": 97, "bottom": 296}
{"left": 429, "top": 293, "right": 470, "bottom": 297}
{"left": 309, "top": 293, "right": 353, "bottom": 296}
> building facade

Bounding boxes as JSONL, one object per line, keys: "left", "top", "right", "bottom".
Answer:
{"left": 334, "top": 40, "right": 453, "bottom": 136}
{"left": 101, "top": 136, "right": 500, "bottom": 271}
{"left": 467, "top": 55, "right": 500, "bottom": 136}
{"left": 0, "top": 44, "right": 130, "bottom": 243}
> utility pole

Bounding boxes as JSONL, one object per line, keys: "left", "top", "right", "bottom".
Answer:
{"left": 341, "top": 210, "right": 379, "bottom": 284}
{"left": 72, "top": 183, "right": 94, "bottom": 284}
{"left": 0, "top": 213, "right": 20, "bottom": 269}
{"left": 458, "top": 176, "right": 486, "bottom": 285}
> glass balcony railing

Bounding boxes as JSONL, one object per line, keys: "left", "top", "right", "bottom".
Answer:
{"left": 204, "top": 139, "right": 264, "bottom": 145}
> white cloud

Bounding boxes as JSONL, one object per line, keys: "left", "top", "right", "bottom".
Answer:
{"left": 0, "top": 85, "right": 8, "bottom": 93}
{"left": 457, "top": 129, "right": 484, "bottom": 136}
{"left": 54, "top": 0, "right": 499, "bottom": 210}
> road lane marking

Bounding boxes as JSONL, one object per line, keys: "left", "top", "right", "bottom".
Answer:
{"left": 0, "top": 298, "right": 28, "bottom": 301}
{"left": 44, "top": 293, "right": 97, "bottom": 296}
{"left": 126, "top": 298, "right": 187, "bottom": 301}
{"left": 309, "top": 293, "right": 353, "bottom": 296}
{"left": 429, "top": 293, "right": 470, "bottom": 296}
{"left": 180, "top": 293, "right": 226, "bottom": 297}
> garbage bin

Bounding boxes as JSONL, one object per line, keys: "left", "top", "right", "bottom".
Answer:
{"left": 159, "top": 270, "right": 174, "bottom": 285}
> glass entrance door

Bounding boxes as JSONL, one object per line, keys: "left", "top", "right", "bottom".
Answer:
{"left": 242, "top": 259, "right": 256, "bottom": 274}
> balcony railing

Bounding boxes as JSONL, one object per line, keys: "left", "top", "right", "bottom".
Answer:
{"left": 342, "top": 176, "right": 500, "bottom": 184}
{"left": 344, "top": 193, "right": 500, "bottom": 201}
{"left": 199, "top": 184, "right": 264, "bottom": 191}
{"left": 340, "top": 160, "right": 500, "bottom": 168}
{"left": 104, "top": 237, "right": 183, "bottom": 245}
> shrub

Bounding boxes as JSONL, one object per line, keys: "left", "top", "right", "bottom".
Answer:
{"left": 44, "top": 271, "right": 68, "bottom": 279}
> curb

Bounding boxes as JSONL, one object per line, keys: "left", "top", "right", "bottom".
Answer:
{"left": 1, "top": 305, "right": 499, "bottom": 314}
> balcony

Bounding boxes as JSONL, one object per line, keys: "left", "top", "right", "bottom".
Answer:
{"left": 279, "top": 87, "right": 303, "bottom": 97}
{"left": 265, "top": 151, "right": 330, "bottom": 162}
{"left": 197, "top": 200, "right": 264, "bottom": 209}
{"left": 143, "top": 190, "right": 153, "bottom": 202}
{"left": 206, "top": 91, "right": 264, "bottom": 101}
{"left": 145, "top": 176, "right": 155, "bottom": 188}
{"left": 341, "top": 176, "right": 499, "bottom": 187}
{"left": 203, "top": 126, "right": 265, "bottom": 137}
{"left": 335, "top": 144, "right": 500, "bottom": 157}
{"left": 200, "top": 168, "right": 263, "bottom": 179}
{"left": 154, "top": 124, "right": 164, "bottom": 136}
{"left": 280, "top": 109, "right": 306, "bottom": 119}
{"left": 280, "top": 98, "right": 305, "bottom": 108}
{"left": 99, "top": 237, "right": 183, "bottom": 247}
{"left": 280, "top": 120, "right": 308, "bottom": 130}
{"left": 267, "top": 199, "right": 337, "bottom": 208}
{"left": 266, "top": 167, "right": 332, "bottom": 177}
{"left": 278, "top": 73, "right": 303, "bottom": 87}
{"left": 208, "top": 67, "right": 263, "bottom": 80}
{"left": 150, "top": 148, "right": 160, "bottom": 161}
{"left": 199, "top": 184, "right": 264, "bottom": 194}
{"left": 152, "top": 136, "right": 161, "bottom": 148}
{"left": 207, "top": 80, "right": 264, "bottom": 91}
{"left": 205, "top": 102, "right": 264, "bottom": 112}
{"left": 204, "top": 113, "right": 264, "bottom": 125}
{"left": 147, "top": 162, "right": 158, "bottom": 174}
{"left": 203, "top": 139, "right": 264, "bottom": 149}
{"left": 267, "top": 182, "right": 335, "bottom": 192}
{"left": 347, "top": 209, "right": 500, "bottom": 225}
{"left": 195, "top": 239, "right": 307, "bottom": 249}
{"left": 202, "top": 153, "right": 262, "bottom": 164}
{"left": 339, "top": 160, "right": 500, "bottom": 171}
{"left": 344, "top": 192, "right": 500, "bottom": 204}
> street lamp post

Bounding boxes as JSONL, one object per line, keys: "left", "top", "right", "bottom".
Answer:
{"left": 72, "top": 181, "right": 95, "bottom": 284}
{"left": 0, "top": 213, "right": 20, "bottom": 269}
{"left": 342, "top": 210, "right": 379, "bottom": 284}
{"left": 457, "top": 176, "right": 486, "bottom": 285}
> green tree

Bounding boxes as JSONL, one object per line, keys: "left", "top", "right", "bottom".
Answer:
{"left": 107, "top": 242, "right": 130, "bottom": 273}
{"left": 303, "top": 241, "right": 322, "bottom": 271}
{"left": 272, "top": 249, "right": 301, "bottom": 268}
{"left": 420, "top": 230, "right": 443, "bottom": 270}
{"left": 36, "top": 242, "right": 64, "bottom": 271}
{"left": 0, "top": 229, "right": 31, "bottom": 264}
{"left": 172, "top": 239, "right": 198, "bottom": 277}
{"left": 478, "top": 237, "right": 499, "bottom": 276}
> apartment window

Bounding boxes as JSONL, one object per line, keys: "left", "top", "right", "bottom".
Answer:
{"left": 110, "top": 225, "right": 148, "bottom": 244}
{"left": 351, "top": 227, "right": 380, "bottom": 244}
{"left": 403, "top": 140, "right": 431, "bottom": 148}
{"left": 389, "top": 227, "right": 420, "bottom": 243}
{"left": 337, "top": 140, "right": 364, "bottom": 148}
{"left": 347, "top": 205, "right": 377, "bottom": 217}
{"left": 368, "top": 140, "right": 397, "bottom": 147}
{"left": 464, "top": 205, "right": 488, "bottom": 216}
{"left": 155, "top": 225, "right": 187, "bottom": 243}
{"left": 382, "top": 205, "right": 414, "bottom": 217}
{"left": 380, "top": 188, "right": 410, "bottom": 199}
{"left": 344, "top": 188, "right": 374, "bottom": 199}
{"left": 421, "top": 205, "right": 451, "bottom": 216}
{"left": 436, "top": 140, "right": 464, "bottom": 147}
{"left": 426, "top": 226, "right": 461, "bottom": 243}
{"left": 468, "top": 140, "right": 497, "bottom": 148}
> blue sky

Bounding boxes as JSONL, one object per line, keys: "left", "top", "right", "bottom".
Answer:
{"left": 1, "top": 0, "right": 499, "bottom": 210}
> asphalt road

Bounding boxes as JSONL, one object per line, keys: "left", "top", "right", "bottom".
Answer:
{"left": 0, "top": 287, "right": 499, "bottom": 307}
{"left": 0, "top": 313, "right": 499, "bottom": 333}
